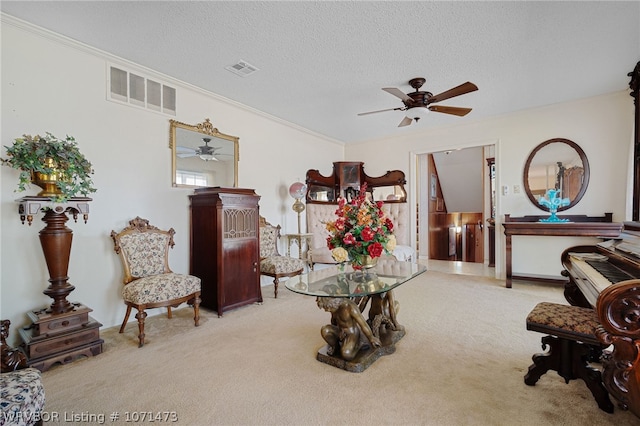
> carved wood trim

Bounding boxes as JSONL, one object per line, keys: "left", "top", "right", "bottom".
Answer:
{"left": 306, "top": 162, "right": 407, "bottom": 204}
{"left": 1, "top": 319, "right": 27, "bottom": 372}
{"left": 223, "top": 208, "right": 257, "bottom": 239}
{"left": 595, "top": 279, "right": 640, "bottom": 416}
{"left": 630, "top": 61, "right": 640, "bottom": 221}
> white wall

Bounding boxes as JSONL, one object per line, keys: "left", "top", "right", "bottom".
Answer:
{"left": 432, "top": 146, "right": 484, "bottom": 213}
{"left": 0, "top": 18, "right": 343, "bottom": 345}
{"left": 346, "top": 91, "right": 634, "bottom": 281}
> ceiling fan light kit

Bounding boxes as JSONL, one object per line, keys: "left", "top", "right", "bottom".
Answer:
{"left": 178, "top": 137, "right": 222, "bottom": 161}
{"left": 199, "top": 153, "right": 217, "bottom": 161}
{"left": 360, "top": 77, "right": 478, "bottom": 127}
{"left": 401, "top": 106, "right": 429, "bottom": 127}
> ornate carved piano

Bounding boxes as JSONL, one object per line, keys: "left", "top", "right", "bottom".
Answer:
{"left": 560, "top": 59, "right": 640, "bottom": 417}
{"left": 561, "top": 221, "right": 640, "bottom": 418}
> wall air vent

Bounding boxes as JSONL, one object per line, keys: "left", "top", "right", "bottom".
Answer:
{"left": 225, "top": 60, "right": 259, "bottom": 77}
{"left": 107, "top": 65, "right": 176, "bottom": 115}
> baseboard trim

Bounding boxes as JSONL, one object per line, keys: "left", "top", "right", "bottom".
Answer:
{"left": 512, "top": 274, "right": 568, "bottom": 285}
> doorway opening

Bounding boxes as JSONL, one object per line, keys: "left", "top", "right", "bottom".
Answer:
{"left": 416, "top": 144, "right": 496, "bottom": 269}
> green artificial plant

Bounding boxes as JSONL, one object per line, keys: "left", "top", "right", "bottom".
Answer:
{"left": 1, "top": 132, "right": 96, "bottom": 202}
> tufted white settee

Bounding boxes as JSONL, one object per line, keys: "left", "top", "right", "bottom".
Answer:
{"left": 306, "top": 202, "right": 415, "bottom": 265}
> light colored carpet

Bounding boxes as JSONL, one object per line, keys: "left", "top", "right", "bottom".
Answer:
{"left": 39, "top": 270, "right": 639, "bottom": 425}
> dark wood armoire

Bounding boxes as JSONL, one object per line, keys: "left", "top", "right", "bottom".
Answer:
{"left": 189, "top": 187, "right": 262, "bottom": 316}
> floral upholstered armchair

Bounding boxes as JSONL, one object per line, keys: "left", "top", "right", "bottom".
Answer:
{"left": 110, "top": 217, "right": 201, "bottom": 347}
{"left": 259, "top": 217, "right": 306, "bottom": 298}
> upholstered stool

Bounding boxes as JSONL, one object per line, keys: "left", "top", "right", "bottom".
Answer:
{"left": 2, "top": 319, "right": 45, "bottom": 426}
{"left": 0, "top": 368, "right": 46, "bottom": 425}
{"left": 524, "top": 302, "right": 613, "bottom": 413}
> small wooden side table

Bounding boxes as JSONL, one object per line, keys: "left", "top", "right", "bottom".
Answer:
{"left": 282, "top": 233, "right": 314, "bottom": 265}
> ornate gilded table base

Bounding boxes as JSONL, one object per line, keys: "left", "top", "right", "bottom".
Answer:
{"left": 317, "top": 329, "right": 405, "bottom": 373}
{"left": 285, "top": 260, "right": 427, "bottom": 373}
{"left": 315, "top": 291, "right": 404, "bottom": 373}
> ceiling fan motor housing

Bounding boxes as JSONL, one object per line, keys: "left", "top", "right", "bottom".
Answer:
{"left": 406, "top": 77, "right": 432, "bottom": 108}
{"left": 404, "top": 91, "right": 433, "bottom": 108}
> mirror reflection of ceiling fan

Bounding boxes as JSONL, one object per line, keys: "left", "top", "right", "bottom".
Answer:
{"left": 177, "top": 137, "right": 228, "bottom": 162}
{"left": 358, "top": 77, "right": 478, "bottom": 127}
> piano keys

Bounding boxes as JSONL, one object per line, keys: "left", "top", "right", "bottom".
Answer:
{"left": 562, "top": 223, "right": 640, "bottom": 308}
{"left": 565, "top": 250, "right": 640, "bottom": 306}
{"left": 566, "top": 256, "right": 616, "bottom": 302}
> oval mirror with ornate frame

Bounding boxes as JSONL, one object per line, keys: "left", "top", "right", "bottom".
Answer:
{"left": 523, "top": 138, "right": 590, "bottom": 212}
{"left": 169, "top": 118, "right": 238, "bottom": 188}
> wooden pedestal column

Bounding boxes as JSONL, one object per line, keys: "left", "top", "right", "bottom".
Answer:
{"left": 39, "top": 208, "right": 75, "bottom": 314}
{"left": 17, "top": 197, "right": 103, "bottom": 372}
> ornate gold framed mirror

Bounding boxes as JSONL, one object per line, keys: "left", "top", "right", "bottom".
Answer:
{"left": 523, "top": 138, "right": 589, "bottom": 212}
{"left": 169, "top": 118, "right": 238, "bottom": 188}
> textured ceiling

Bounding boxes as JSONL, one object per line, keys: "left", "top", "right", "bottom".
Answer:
{"left": 2, "top": 1, "right": 639, "bottom": 144}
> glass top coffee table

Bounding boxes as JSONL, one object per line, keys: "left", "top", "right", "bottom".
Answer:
{"left": 285, "top": 259, "right": 427, "bottom": 372}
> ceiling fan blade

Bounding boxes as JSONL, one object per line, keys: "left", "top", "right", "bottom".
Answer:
{"left": 428, "top": 105, "right": 472, "bottom": 116}
{"left": 429, "top": 82, "right": 478, "bottom": 104}
{"left": 177, "top": 152, "right": 197, "bottom": 158}
{"left": 398, "top": 116, "right": 413, "bottom": 127}
{"left": 382, "top": 87, "right": 412, "bottom": 102}
{"left": 357, "top": 107, "right": 402, "bottom": 116}
{"left": 177, "top": 146, "right": 194, "bottom": 153}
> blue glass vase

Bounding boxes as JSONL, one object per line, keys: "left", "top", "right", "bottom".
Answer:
{"left": 538, "top": 189, "right": 570, "bottom": 223}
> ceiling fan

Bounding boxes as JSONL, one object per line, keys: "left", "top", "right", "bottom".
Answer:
{"left": 177, "top": 137, "right": 222, "bottom": 161}
{"left": 358, "top": 77, "right": 478, "bottom": 127}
